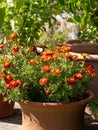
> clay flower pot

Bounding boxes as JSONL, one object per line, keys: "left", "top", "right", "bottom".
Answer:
{"left": 0, "top": 94, "right": 14, "bottom": 118}
{"left": 19, "top": 90, "right": 93, "bottom": 130}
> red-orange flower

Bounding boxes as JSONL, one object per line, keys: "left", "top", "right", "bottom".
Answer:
{"left": 67, "top": 77, "right": 76, "bottom": 85}
{"left": 5, "top": 80, "right": 20, "bottom": 89}
{"left": 73, "top": 72, "right": 83, "bottom": 80}
{"left": 45, "top": 89, "right": 51, "bottom": 95}
{"left": 55, "top": 46, "right": 72, "bottom": 52}
{"left": 9, "top": 33, "right": 18, "bottom": 39}
{"left": 3, "top": 61, "right": 11, "bottom": 69}
{"left": 85, "top": 64, "right": 94, "bottom": 74}
{"left": 4, "top": 74, "right": 13, "bottom": 83}
{"left": 52, "top": 53, "right": 59, "bottom": 59}
{"left": 44, "top": 49, "right": 53, "bottom": 55}
{"left": 40, "top": 49, "right": 54, "bottom": 61}
{"left": 40, "top": 54, "right": 52, "bottom": 61}
{"left": 9, "top": 80, "right": 20, "bottom": 88}
{"left": 62, "top": 52, "right": 71, "bottom": 58}
{"left": 42, "top": 65, "right": 51, "bottom": 73}
{"left": 53, "top": 68, "right": 62, "bottom": 75}
{"left": 16, "top": 80, "right": 23, "bottom": 87}
{"left": 5, "top": 84, "right": 11, "bottom": 89}
{"left": 29, "top": 45, "right": 37, "bottom": 52}
{"left": 63, "top": 46, "right": 72, "bottom": 52}
{"left": 12, "top": 46, "right": 20, "bottom": 53}
{"left": 69, "top": 54, "right": 78, "bottom": 60}
{"left": 39, "top": 77, "right": 49, "bottom": 86}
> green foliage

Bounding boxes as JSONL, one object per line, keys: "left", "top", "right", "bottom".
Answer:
{"left": 58, "top": 0, "right": 98, "bottom": 40}
{"left": 0, "top": 0, "right": 64, "bottom": 46}
{"left": 88, "top": 100, "right": 98, "bottom": 114}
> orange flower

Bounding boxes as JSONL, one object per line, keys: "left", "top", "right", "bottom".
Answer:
{"left": 42, "top": 65, "right": 51, "bottom": 73}
{"left": 36, "top": 61, "right": 41, "bottom": 65}
{"left": 5, "top": 84, "right": 11, "bottom": 89}
{"left": 28, "top": 58, "right": 36, "bottom": 64}
{"left": 85, "top": 64, "right": 94, "bottom": 70}
{"left": 73, "top": 72, "right": 83, "bottom": 80}
{"left": 5, "top": 80, "right": 19, "bottom": 89}
{"left": 4, "top": 74, "right": 13, "bottom": 83}
{"left": 3, "top": 61, "right": 11, "bottom": 69}
{"left": 53, "top": 68, "right": 62, "bottom": 75}
{"left": 67, "top": 77, "right": 76, "bottom": 85}
{"left": 44, "top": 49, "right": 53, "bottom": 55}
{"left": 63, "top": 46, "right": 72, "bottom": 52}
{"left": 81, "top": 53, "right": 89, "bottom": 58}
{"left": 45, "top": 55, "right": 53, "bottom": 61}
{"left": 55, "top": 46, "right": 72, "bottom": 52}
{"left": 9, "top": 80, "right": 20, "bottom": 88}
{"left": 52, "top": 53, "right": 59, "bottom": 59}
{"left": 62, "top": 52, "right": 71, "bottom": 58}
{"left": 40, "top": 54, "right": 52, "bottom": 61}
{"left": 39, "top": 77, "right": 49, "bottom": 86}
{"left": 12, "top": 46, "right": 20, "bottom": 53}
{"left": 9, "top": 33, "right": 18, "bottom": 39}
{"left": 29, "top": 45, "right": 37, "bottom": 52}
{"left": 0, "top": 72, "right": 4, "bottom": 78}
{"left": 85, "top": 64, "right": 94, "bottom": 74}
{"left": 45, "top": 89, "right": 51, "bottom": 95}
{"left": 69, "top": 54, "right": 78, "bottom": 60}
{"left": 16, "top": 80, "right": 23, "bottom": 87}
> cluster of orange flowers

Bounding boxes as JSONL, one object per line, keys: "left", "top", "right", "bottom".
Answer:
{"left": 0, "top": 33, "right": 97, "bottom": 97}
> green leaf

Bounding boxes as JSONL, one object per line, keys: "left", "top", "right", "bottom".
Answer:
{"left": 16, "top": 0, "right": 24, "bottom": 10}
{"left": 0, "top": 8, "right": 5, "bottom": 28}
{"left": 14, "top": 14, "right": 24, "bottom": 28}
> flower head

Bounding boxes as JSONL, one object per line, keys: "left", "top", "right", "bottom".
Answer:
{"left": 39, "top": 77, "right": 49, "bottom": 86}
{"left": 42, "top": 65, "right": 51, "bottom": 73}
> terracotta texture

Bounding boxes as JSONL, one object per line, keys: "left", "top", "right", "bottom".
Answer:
{"left": 19, "top": 91, "right": 93, "bottom": 130}
{"left": 65, "top": 41, "right": 98, "bottom": 54}
{"left": 0, "top": 94, "right": 14, "bottom": 118}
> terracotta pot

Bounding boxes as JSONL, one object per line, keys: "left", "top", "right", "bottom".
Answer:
{"left": 0, "top": 94, "right": 14, "bottom": 118}
{"left": 94, "top": 114, "right": 98, "bottom": 121}
{"left": 19, "top": 90, "right": 93, "bottom": 130}
{"left": 65, "top": 40, "right": 98, "bottom": 54}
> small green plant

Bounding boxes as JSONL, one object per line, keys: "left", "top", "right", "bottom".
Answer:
{"left": 88, "top": 100, "right": 98, "bottom": 115}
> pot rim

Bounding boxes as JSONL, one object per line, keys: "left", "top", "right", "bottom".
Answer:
{"left": 19, "top": 90, "right": 94, "bottom": 109}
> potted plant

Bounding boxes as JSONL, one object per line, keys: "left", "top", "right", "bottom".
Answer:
{"left": 0, "top": 33, "right": 97, "bottom": 130}
{"left": 0, "top": 0, "right": 64, "bottom": 118}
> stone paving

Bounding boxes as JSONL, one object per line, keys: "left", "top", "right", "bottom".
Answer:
{"left": 0, "top": 102, "right": 98, "bottom": 130}
{"left": 0, "top": 102, "right": 21, "bottom": 130}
